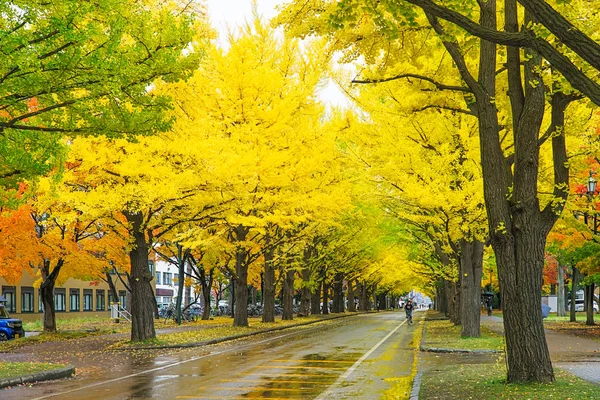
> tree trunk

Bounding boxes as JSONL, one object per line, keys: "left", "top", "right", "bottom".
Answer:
{"left": 124, "top": 211, "right": 156, "bottom": 342}
{"left": 104, "top": 271, "right": 119, "bottom": 307}
{"left": 311, "top": 281, "right": 321, "bottom": 315}
{"left": 570, "top": 267, "right": 578, "bottom": 322}
{"left": 347, "top": 279, "right": 356, "bottom": 312}
{"left": 200, "top": 267, "right": 214, "bottom": 321}
{"left": 262, "top": 248, "right": 276, "bottom": 323}
{"left": 299, "top": 267, "right": 312, "bottom": 317}
{"left": 282, "top": 268, "right": 295, "bottom": 320}
{"left": 447, "top": 280, "right": 460, "bottom": 325}
{"left": 322, "top": 281, "right": 329, "bottom": 315}
{"left": 585, "top": 283, "right": 595, "bottom": 326}
{"left": 437, "top": 281, "right": 448, "bottom": 314}
{"left": 557, "top": 262, "right": 566, "bottom": 317}
{"left": 231, "top": 224, "right": 250, "bottom": 327}
{"left": 460, "top": 240, "right": 484, "bottom": 338}
{"left": 496, "top": 231, "right": 554, "bottom": 383}
{"left": 40, "top": 259, "right": 63, "bottom": 333}
{"left": 332, "top": 272, "right": 344, "bottom": 313}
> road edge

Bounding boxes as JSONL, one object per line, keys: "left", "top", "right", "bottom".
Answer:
{"left": 0, "top": 366, "right": 75, "bottom": 390}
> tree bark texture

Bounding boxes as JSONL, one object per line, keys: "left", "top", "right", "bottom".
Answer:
{"left": 299, "top": 248, "right": 312, "bottom": 317}
{"left": 282, "top": 268, "right": 295, "bottom": 320}
{"left": 460, "top": 240, "right": 483, "bottom": 337}
{"left": 585, "top": 283, "right": 595, "bottom": 326}
{"left": 322, "top": 281, "right": 329, "bottom": 315}
{"left": 40, "top": 259, "right": 63, "bottom": 333}
{"left": 332, "top": 272, "right": 344, "bottom": 313}
{"left": 570, "top": 267, "right": 578, "bottom": 322}
{"left": 233, "top": 225, "right": 250, "bottom": 327}
{"left": 125, "top": 211, "right": 156, "bottom": 342}
{"left": 347, "top": 279, "right": 356, "bottom": 312}
{"left": 557, "top": 262, "right": 566, "bottom": 317}
{"left": 262, "top": 248, "right": 276, "bottom": 323}
{"left": 311, "top": 281, "right": 321, "bottom": 315}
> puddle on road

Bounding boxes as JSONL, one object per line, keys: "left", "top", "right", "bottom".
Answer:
{"left": 239, "top": 351, "right": 363, "bottom": 399}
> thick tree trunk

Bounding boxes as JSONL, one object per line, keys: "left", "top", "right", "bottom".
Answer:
{"left": 125, "top": 211, "right": 156, "bottom": 342}
{"left": 232, "top": 225, "right": 250, "bottom": 327}
{"left": 585, "top": 283, "right": 595, "bottom": 326}
{"left": 299, "top": 268, "right": 312, "bottom": 317}
{"left": 437, "top": 281, "right": 448, "bottom": 314}
{"left": 200, "top": 267, "right": 214, "bottom": 321}
{"left": 557, "top": 262, "right": 566, "bottom": 317}
{"left": 311, "top": 281, "right": 321, "bottom": 315}
{"left": 460, "top": 240, "right": 484, "bottom": 337}
{"left": 262, "top": 248, "right": 276, "bottom": 323}
{"left": 332, "top": 273, "right": 344, "bottom": 313}
{"left": 322, "top": 281, "right": 329, "bottom": 315}
{"left": 282, "top": 269, "right": 295, "bottom": 320}
{"left": 446, "top": 280, "right": 460, "bottom": 325}
{"left": 497, "top": 231, "right": 553, "bottom": 382}
{"left": 358, "top": 281, "right": 367, "bottom": 311}
{"left": 347, "top": 279, "right": 356, "bottom": 312}
{"left": 40, "top": 259, "right": 63, "bottom": 333}
{"left": 570, "top": 267, "right": 578, "bottom": 322}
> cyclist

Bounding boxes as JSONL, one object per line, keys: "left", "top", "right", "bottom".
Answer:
{"left": 405, "top": 299, "right": 414, "bottom": 324}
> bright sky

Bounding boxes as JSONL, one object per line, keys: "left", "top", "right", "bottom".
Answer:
{"left": 205, "top": 0, "right": 351, "bottom": 108}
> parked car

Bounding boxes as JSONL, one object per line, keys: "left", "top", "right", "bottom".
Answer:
{"left": 567, "top": 299, "right": 599, "bottom": 312}
{"left": 0, "top": 296, "right": 25, "bottom": 341}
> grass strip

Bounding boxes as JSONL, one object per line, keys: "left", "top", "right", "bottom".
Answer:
{"left": 424, "top": 319, "right": 504, "bottom": 351}
{"left": 420, "top": 363, "right": 600, "bottom": 399}
{"left": 0, "top": 362, "right": 66, "bottom": 380}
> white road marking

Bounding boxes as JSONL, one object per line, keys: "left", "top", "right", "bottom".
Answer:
{"left": 314, "top": 316, "right": 408, "bottom": 400}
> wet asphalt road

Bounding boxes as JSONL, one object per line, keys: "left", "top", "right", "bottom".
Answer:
{"left": 4, "top": 311, "right": 419, "bottom": 400}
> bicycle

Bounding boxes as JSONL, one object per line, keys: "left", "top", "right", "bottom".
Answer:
{"left": 406, "top": 310, "right": 413, "bottom": 325}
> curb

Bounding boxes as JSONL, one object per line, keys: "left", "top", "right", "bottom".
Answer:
{"left": 116, "top": 313, "right": 359, "bottom": 351}
{"left": 0, "top": 365, "right": 75, "bottom": 389}
{"left": 409, "top": 371, "right": 423, "bottom": 400}
{"left": 419, "top": 345, "right": 503, "bottom": 354}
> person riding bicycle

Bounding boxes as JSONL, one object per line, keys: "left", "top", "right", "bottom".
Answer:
{"left": 405, "top": 299, "right": 414, "bottom": 324}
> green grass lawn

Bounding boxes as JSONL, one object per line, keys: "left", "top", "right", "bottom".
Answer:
{"left": 0, "top": 362, "right": 66, "bottom": 380}
{"left": 420, "top": 364, "right": 600, "bottom": 399}
{"left": 424, "top": 319, "right": 504, "bottom": 351}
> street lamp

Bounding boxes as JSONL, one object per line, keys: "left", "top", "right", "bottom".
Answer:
{"left": 586, "top": 170, "right": 597, "bottom": 197}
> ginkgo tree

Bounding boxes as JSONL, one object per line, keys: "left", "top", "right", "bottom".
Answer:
{"left": 164, "top": 17, "right": 354, "bottom": 327}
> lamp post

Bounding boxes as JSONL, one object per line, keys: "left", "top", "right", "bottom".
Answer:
{"left": 583, "top": 170, "right": 597, "bottom": 325}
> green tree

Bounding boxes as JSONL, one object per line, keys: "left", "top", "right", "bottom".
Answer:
{"left": 0, "top": 0, "right": 202, "bottom": 203}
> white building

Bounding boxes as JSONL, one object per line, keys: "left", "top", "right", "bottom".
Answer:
{"left": 154, "top": 259, "right": 180, "bottom": 309}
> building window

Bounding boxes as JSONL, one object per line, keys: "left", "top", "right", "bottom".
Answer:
{"left": 163, "top": 272, "right": 172, "bottom": 286}
{"left": 119, "top": 290, "right": 127, "bottom": 308}
{"left": 96, "top": 290, "right": 105, "bottom": 311}
{"left": 2, "top": 286, "right": 16, "bottom": 313}
{"left": 21, "top": 287, "right": 34, "bottom": 313}
{"left": 148, "top": 260, "right": 155, "bottom": 274}
{"left": 83, "top": 290, "right": 93, "bottom": 311}
{"left": 55, "top": 290, "right": 66, "bottom": 312}
{"left": 70, "top": 289, "right": 80, "bottom": 311}
{"left": 174, "top": 274, "right": 179, "bottom": 285}
{"left": 155, "top": 272, "right": 161, "bottom": 285}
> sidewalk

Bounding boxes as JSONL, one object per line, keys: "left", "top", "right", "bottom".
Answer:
{"left": 480, "top": 314, "right": 600, "bottom": 384}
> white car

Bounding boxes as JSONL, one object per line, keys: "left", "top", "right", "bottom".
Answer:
{"left": 568, "top": 300, "right": 599, "bottom": 312}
